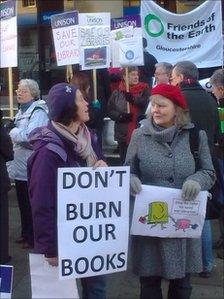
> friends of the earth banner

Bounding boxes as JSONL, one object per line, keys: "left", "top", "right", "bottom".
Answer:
{"left": 141, "top": 0, "right": 223, "bottom": 68}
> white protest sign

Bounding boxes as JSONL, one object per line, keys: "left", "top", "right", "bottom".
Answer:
{"left": 0, "top": 0, "right": 17, "bottom": 68}
{"left": 141, "top": 0, "right": 223, "bottom": 67}
{"left": 111, "top": 15, "right": 143, "bottom": 67}
{"left": 51, "top": 11, "right": 79, "bottom": 66}
{"left": 131, "top": 185, "right": 207, "bottom": 238}
{"left": 57, "top": 166, "right": 130, "bottom": 279}
{"left": 119, "top": 36, "right": 144, "bottom": 66}
{"left": 29, "top": 254, "right": 79, "bottom": 298}
{"left": 79, "top": 13, "right": 111, "bottom": 70}
{"left": 0, "top": 265, "right": 13, "bottom": 298}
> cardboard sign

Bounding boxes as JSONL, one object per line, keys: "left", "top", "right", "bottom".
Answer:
{"left": 51, "top": 11, "right": 79, "bottom": 66}
{"left": 111, "top": 15, "right": 143, "bottom": 67}
{"left": 0, "top": 0, "right": 17, "bottom": 68}
{"left": 57, "top": 166, "right": 130, "bottom": 279}
{"left": 79, "top": 13, "right": 111, "bottom": 70}
{"left": 0, "top": 265, "right": 13, "bottom": 299}
{"left": 29, "top": 254, "right": 79, "bottom": 298}
{"left": 131, "top": 185, "right": 207, "bottom": 238}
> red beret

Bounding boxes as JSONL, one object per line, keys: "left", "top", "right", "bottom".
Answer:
{"left": 151, "top": 84, "right": 187, "bottom": 109}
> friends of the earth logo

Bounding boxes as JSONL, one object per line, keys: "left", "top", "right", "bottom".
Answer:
{"left": 144, "top": 12, "right": 216, "bottom": 40}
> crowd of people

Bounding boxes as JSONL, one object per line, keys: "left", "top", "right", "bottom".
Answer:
{"left": 0, "top": 57, "right": 223, "bottom": 299}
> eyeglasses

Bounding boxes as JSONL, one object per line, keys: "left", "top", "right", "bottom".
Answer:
{"left": 15, "top": 89, "right": 29, "bottom": 94}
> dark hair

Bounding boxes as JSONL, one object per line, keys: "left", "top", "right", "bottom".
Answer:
{"left": 56, "top": 104, "right": 78, "bottom": 126}
{"left": 71, "top": 72, "right": 90, "bottom": 99}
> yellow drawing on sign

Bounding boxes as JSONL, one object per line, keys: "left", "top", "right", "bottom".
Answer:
{"left": 147, "top": 201, "right": 168, "bottom": 224}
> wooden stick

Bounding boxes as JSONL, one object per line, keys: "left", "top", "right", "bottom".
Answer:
{"left": 93, "top": 69, "right": 97, "bottom": 100}
{"left": 125, "top": 67, "right": 130, "bottom": 113}
{"left": 8, "top": 67, "right": 14, "bottom": 118}
{"left": 66, "top": 65, "right": 73, "bottom": 83}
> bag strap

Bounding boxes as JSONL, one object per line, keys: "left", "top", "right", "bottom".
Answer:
{"left": 189, "top": 127, "right": 200, "bottom": 170}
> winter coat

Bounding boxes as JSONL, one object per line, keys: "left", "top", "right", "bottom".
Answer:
{"left": 27, "top": 123, "right": 104, "bottom": 257}
{"left": 107, "top": 83, "right": 149, "bottom": 144}
{"left": 0, "top": 120, "right": 13, "bottom": 194}
{"left": 180, "top": 82, "right": 220, "bottom": 154}
{"left": 7, "top": 100, "right": 48, "bottom": 181}
{"left": 125, "top": 119, "right": 216, "bottom": 279}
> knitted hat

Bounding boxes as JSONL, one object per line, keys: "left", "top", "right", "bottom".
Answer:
{"left": 47, "top": 83, "right": 77, "bottom": 121}
{"left": 151, "top": 84, "right": 187, "bottom": 109}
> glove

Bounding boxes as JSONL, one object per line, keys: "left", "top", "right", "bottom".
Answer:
{"left": 119, "top": 112, "right": 132, "bottom": 123}
{"left": 123, "top": 91, "right": 134, "bottom": 104}
{"left": 130, "top": 175, "right": 142, "bottom": 196}
{"left": 182, "top": 180, "right": 201, "bottom": 201}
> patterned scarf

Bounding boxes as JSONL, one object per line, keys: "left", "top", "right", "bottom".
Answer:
{"left": 52, "top": 121, "right": 97, "bottom": 166}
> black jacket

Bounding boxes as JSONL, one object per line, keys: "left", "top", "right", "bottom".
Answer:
{"left": 180, "top": 82, "right": 220, "bottom": 155}
{"left": 0, "top": 116, "right": 13, "bottom": 194}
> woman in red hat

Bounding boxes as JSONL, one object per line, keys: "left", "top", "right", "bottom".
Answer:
{"left": 125, "top": 84, "right": 216, "bottom": 299}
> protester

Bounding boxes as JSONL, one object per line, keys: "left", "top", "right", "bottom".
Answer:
{"left": 0, "top": 110, "right": 13, "bottom": 264}
{"left": 125, "top": 84, "right": 215, "bottom": 299}
{"left": 107, "top": 66, "right": 149, "bottom": 164}
{"left": 138, "top": 38, "right": 158, "bottom": 88}
{"left": 28, "top": 83, "right": 108, "bottom": 299}
{"left": 72, "top": 66, "right": 111, "bottom": 146}
{"left": 7, "top": 79, "right": 48, "bottom": 249}
{"left": 71, "top": 71, "right": 103, "bottom": 141}
{"left": 210, "top": 69, "right": 224, "bottom": 259}
{"left": 154, "top": 62, "right": 173, "bottom": 85}
{"left": 171, "top": 61, "right": 221, "bottom": 277}
{"left": 145, "top": 62, "right": 173, "bottom": 114}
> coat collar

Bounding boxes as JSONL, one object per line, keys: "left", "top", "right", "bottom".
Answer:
{"left": 140, "top": 119, "right": 194, "bottom": 136}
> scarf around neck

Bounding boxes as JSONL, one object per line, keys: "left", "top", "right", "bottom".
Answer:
{"left": 51, "top": 121, "right": 97, "bottom": 166}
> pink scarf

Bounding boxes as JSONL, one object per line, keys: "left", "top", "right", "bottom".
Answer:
{"left": 52, "top": 121, "right": 97, "bottom": 166}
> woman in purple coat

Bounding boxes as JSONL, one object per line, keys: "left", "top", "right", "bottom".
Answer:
{"left": 28, "top": 83, "right": 107, "bottom": 299}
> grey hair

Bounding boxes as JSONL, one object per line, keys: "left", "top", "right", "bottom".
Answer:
{"left": 173, "top": 61, "right": 199, "bottom": 80}
{"left": 155, "top": 62, "right": 173, "bottom": 75}
{"left": 19, "top": 79, "right": 40, "bottom": 99}
{"left": 210, "top": 69, "right": 224, "bottom": 87}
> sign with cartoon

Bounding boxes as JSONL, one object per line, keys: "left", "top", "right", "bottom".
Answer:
{"left": 79, "top": 13, "right": 111, "bottom": 70}
{"left": 131, "top": 185, "right": 208, "bottom": 238}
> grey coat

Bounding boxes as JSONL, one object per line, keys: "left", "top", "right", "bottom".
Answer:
{"left": 125, "top": 119, "right": 216, "bottom": 279}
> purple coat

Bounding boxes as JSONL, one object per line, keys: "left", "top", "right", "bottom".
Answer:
{"left": 27, "top": 123, "right": 104, "bottom": 257}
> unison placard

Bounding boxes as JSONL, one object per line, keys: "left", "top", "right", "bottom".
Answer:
{"left": 51, "top": 11, "right": 79, "bottom": 66}
{"left": 0, "top": 0, "right": 17, "bottom": 68}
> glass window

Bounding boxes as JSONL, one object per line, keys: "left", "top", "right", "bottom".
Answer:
{"left": 22, "top": 0, "right": 36, "bottom": 7}
{"left": 124, "top": 0, "right": 140, "bottom": 7}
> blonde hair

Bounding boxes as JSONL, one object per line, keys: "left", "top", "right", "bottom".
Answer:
{"left": 148, "top": 94, "right": 191, "bottom": 128}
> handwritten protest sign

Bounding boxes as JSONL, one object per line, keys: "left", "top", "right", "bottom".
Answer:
{"left": 0, "top": 0, "right": 17, "bottom": 68}
{"left": 0, "top": 265, "right": 13, "bottom": 299}
{"left": 79, "top": 13, "right": 110, "bottom": 70}
{"left": 51, "top": 11, "right": 79, "bottom": 66}
{"left": 131, "top": 185, "right": 207, "bottom": 238}
{"left": 57, "top": 166, "right": 130, "bottom": 279}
